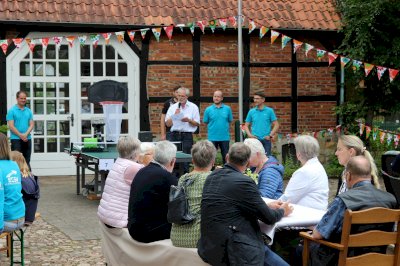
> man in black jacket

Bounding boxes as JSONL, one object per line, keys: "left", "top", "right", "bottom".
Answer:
{"left": 198, "top": 142, "right": 293, "bottom": 266}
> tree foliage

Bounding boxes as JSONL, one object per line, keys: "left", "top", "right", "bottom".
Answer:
{"left": 335, "top": 0, "right": 400, "bottom": 127}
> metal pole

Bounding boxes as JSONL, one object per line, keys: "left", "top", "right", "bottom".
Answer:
{"left": 339, "top": 64, "right": 345, "bottom": 124}
{"left": 238, "top": 0, "right": 243, "bottom": 141}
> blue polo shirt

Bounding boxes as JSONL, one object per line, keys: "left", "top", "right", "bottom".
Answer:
{"left": 245, "top": 106, "right": 277, "bottom": 139}
{"left": 203, "top": 104, "right": 233, "bottom": 141}
{"left": 6, "top": 105, "right": 33, "bottom": 140}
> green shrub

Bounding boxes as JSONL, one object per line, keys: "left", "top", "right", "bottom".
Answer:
{"left": 282, "top": 156, "right": 300, "bottom": 179}
{"left": 0, "top": 124, "right": 8, "bottom": 134}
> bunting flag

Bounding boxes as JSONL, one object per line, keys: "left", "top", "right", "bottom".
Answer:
{"left": 327, "top": 128, "right": 334, "bottom": 136}
{"left": 12, "top": 38, "right": 24, "bottom": 49}
{"left": 209, "top": 20, "right": 217, "bottom": 33}
{"left": 293, "top": 39, "right": 303, "bottom": 53}
{"left": 115, "top": 31, "right": 125, "bottom": 43}
{"left": 286, "top": 133, "right": 292, "bottom": 143}
{"left": 340, "top": 56, "right": 351, "bottom": 67}
{"left": 248, "top": 19, "right": 256, "bottom": 34}
{"left": 152, "top": 28, "right": 162, "bottom": 42}
{"left": 140, "top": 28, "right": 149, "bottom": 39}
{"left": 127, "top": 30, "right": 135, "bottom": 42}
{"left": 270, "top": 30, "right": 280, "bottom": 44}
{"left": 352, "top": 60, "right": 362, "bottom": 72}
{"left": 197, "top": 21, "right": 206, "bottom": 34}
{"left": 163, "top": 26, "right": 174, "bottom": 40}
{"left": 328, "top": 52, "right": 338, "bottom": 66}
{"left": 379, "top": 131, "right": 386, "bottom": 144}
{"left": 304, "top": 43, "right": 314, "bottom": 57}
{"left": 389, "top": 69, "right": 399, "bottom": 82}
{"left": 316, "top": 49, "right": 326, "bottom": 61}
{"left": 281, "top": 35, "right": 291, "bottom": 49}
{"left": 52, "top": 37, "right": 63, "bottom": 49}
{"left": 372, "top": 128, "right": 378, "bottom": 140}
{"left": 387, "top": 133, "right": 393, "bottom": 146}
{"left": 228, "top": 16, "right": 237, "bottom": 28}
{"left": 364, "top": 63, "right": 374, "bottom": 77}
{"left": 176, "top": 24, "right": 185, "bottom": 32}
{"left": 78, "top": 35, "right": 87, "bottom": 46}
{"left": 336, "top": 125, "right": 342, "bottom": 135}
{"left": 40, "top": 38, "right": 50, "bottom": 50}
{"left": 66, "top": 36, "right": 76, "bottom": 47}
{"left": 259, "top": 26, "right": 269, "bottom": 39}
{"left": 89, "top": 34, "right": 100, "bottom": 48}
{"left": 359, "top": 123, "right": 365, "bottom": 136}
{"left": 394, "top": 135, "right": 399, "bottom": 149}
{"left": 219, "top": 18, "right": 227, "bottom": 30}
{"left": 365, "top": 126, "right": 371, "bottom": 139}
{"left": 102, "top": 33, "right": 112, "bottom": 45}
{"left": 376, "top": 66, "right": 387, "bottom": 80}
{"left": 25, "top": 38, "right": 36, "bottom": 52}
{"left": 0, "top": 40, "right": 8, "bottom": 55}
{"left": 187, "top": 22, "right": 195, "bottom": 35}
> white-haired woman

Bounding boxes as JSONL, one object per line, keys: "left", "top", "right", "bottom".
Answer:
{"left": 244, "top": 138, "right": 284, "bottom": 199}
{"left": 280, "top": 135, "right": 329, "bottom": 210}
{"left": 138, "top": 142, "right": 155, "bottom": 166}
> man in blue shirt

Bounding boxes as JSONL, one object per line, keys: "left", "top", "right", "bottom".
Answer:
{"left": 244, "top": 92, "right": 279, "bottom": 156}
{"left": 6, "top": 91, "right": 34, "bottom": 167}
{"left": 203, "top": 90, "right": 233, "bottom": 164}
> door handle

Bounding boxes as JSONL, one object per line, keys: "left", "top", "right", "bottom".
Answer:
{"left": 67, "top": 113, "right": 74, "bottom": 127}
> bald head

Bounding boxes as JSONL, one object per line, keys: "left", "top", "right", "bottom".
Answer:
{"left": 345, "top": 156, "right": 372, "bottom": 188}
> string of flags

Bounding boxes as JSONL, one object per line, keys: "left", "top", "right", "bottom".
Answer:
{"left": 0, "top": 15, "right": 399, "bottom": 83}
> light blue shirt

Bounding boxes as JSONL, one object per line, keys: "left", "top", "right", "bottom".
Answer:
{"left": 6, "top": 105, "right": 34, "bottom": 140}
{"left": 245, "top": 106, "right": 277, "bottom": 139}
{"left": 203, "top": 104, "right": 233, "bottom": 141}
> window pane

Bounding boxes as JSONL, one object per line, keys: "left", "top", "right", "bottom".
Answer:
{"left": 59, "top": 100, "right": 70, "bottom": 114}
{"left": 32, "top": 46, "right": 43, "bottom": 59}
{"left": 33, "top": 100, "right": 44, "bottom": 115}
{"left": 59, "top": 45, "right": 69, "bottom": 59}
{"left": 117, "top": 53, "right": 122, "bottom": 59}
{"left": 33, "top": 83, "right": 44, "bottom": 97}
{"left": 45, "top": 62, "right": 56, "bottom": 76}
{"left": 81, "top": 100, "right": 91, "bottom": 114}
{"left": 106, "top": 62, "right": 115, "bottom": 76}
{"left": 93, "top": 62, "right": 103, "bottom": 76}
{"left": 123, "top": 102, "right": 128, "bottom": 113}
{"left": 81, "top": 62, "right": 90, "bottom": 76}
{"left": 59, "top": 62, "right": 69, "bottom": 76}
{"left": 46, "top": 45, "right": 56, "bottom": 59}
{"left": 34, "top": 63, "right": 43, "bottom": 76}
{"left": 121, "top": 120, "right": 128, "bottom": 134}
{"left": 118, "top": 62, "right": 127, "bottom": 76}
{"left": 47, "top": 121, "right": 57, "bottom": 135}
{"left": 59, "top": 121, "right": 70, "bottom": 135}
{"left": 93, "top": 45, "right": 103, "bottom": 59}
{"left": 34, "top": 138, "right": 44, "bottom": 153}
{"left": 47, "top": 100, "right": 57, "bottom": 114}
{"left": 82, "top": 120, "right": 92, "bottom": 134}
{"left": 81, "top": 45, "right": 90, "bottom": 59}
{"left": 46, "top": 82, "right": 56, "bottom": 97}
{"left": 60, "top": 138, "right": 70, "bottom": 151}
{"left": 94, "top": 103, "right": 103, "bottom": 114}
{"left": 81, "top": 83, "right": 90, "bottom": 97}
{"left": 20, "top": 62, "right": 30, "bottom": 76}
{"left": 106, "top": 46, "right": 115, "bottom": 59}
{"left": 59, "top": 83, "right": 69, "bottom": 97}
{"left": 47, "top": 138, "right": 57, "bottom": 152}
{"left": 20, "top": 82, "right": 30, "bottom": 92}
{"left": 34, "top": 121, "right": 44, "bottom": 136}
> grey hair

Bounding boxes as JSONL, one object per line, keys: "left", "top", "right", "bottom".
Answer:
{"left": 140, "top": 142, "right": 155, "bottom": 155}
{"left": 244, "top": 138, "right": 265, "bottom": 155}
{"left": 191, "top": 140, "right": 217, "bottom": 168}
{"left": 117, "top": 135, "right": 141, "bottom": 159}
{"left": 177, "top": 87, "right": 190, "bottom": 96}
{"left": 228, "top": 142, "right": 251, "bottom": 166}
{"left": 294, "top": 135, "right": 320, "bottom": 161}
{"left": 154, "top": 140, "right": 177, "bottom": 165}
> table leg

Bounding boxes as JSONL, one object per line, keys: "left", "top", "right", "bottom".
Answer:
{"left": 76, "top": 158, "right": 80, "bottom": 195}
{"left": 94, "top": 164, "right": 99, "bottom": 195}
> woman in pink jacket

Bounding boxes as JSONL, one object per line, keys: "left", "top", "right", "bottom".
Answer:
{"left": 97, "top": 136, "right": 143, "bottom": 228}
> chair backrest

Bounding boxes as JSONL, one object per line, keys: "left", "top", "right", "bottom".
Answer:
{"left": 338, "top": 207, "right": 400, "bottom": 266}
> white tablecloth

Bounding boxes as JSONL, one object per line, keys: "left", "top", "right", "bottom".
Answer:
{"left": 259, "top": 198, "right": 326, "bottom": 244}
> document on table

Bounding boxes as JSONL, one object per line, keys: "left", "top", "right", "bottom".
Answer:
{"left": 259, "top": 197, "right": 326, "bottom": 244}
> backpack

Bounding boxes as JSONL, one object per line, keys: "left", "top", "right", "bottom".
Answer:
{"left": 167, "top": 178, "right": 196, "bottom": 225}
{"left": 21, "top": 175, "right": 40, "bottom": 200}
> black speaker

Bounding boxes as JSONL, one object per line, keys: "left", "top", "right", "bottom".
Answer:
{"left": 381, "top": 151, "right": 400, "bottom": 176}
{"left": 138, "top": 131, "right": 153, "bottom": 142}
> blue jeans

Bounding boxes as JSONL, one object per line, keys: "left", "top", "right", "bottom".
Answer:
{"left": 260, "top": 138, "right": 272, "bottom": 156}
{"left": 11, "top": 139, "right": 32, "bottom": 168}
{"left": 212, "top": 141, "right": 229, "bottom": 165}
{"left": 265, "top": 245, "right": 289, "bottom": 266}
{"left": 170, "top": 132, "right": 193, "bottom": 173}
{"left": 3, "top": 217, "right": 25, "bottom": 232}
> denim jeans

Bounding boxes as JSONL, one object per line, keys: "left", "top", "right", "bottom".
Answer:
{"left": 264, "top": 245, "right": 289, "bottom": 266}
{"left": 170, "top": 132, "right": 193, "bottom": 173}
{"left": 260, "top": 138, "right": 272, "bottom": 156}
{"left": 3, "top": 217, "right": 25, "bottom": 232}
{"left": 212, "top": 141, "right": 229, "bottom": 165}
{"left": 11, "top": 139, "right": 32, "bottom": 167}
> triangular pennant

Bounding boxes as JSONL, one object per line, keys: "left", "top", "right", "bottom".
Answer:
{"left": 176, "top": 24, "right": 185, "bottom": 32}
{"left": 259, "top": 26, "right": 269, "bottom": 39}
{"left": 340, "top": 56, "right": 351, "bottom": 67}
{"left": 41, "top": 38, "right": 49, "bottom": 50}
{"left": 163, "top": 26, "right": 174, "bottom": 40}
{"left": 389, "top": 69, "right": 400, "bottom": 82}
{"left": 12, "top": 38, "right": 24, "bottom": 49}
{"left": 209, "top": 20, "right": 217, "bottom": 33}
{"left": 66, "top": 36, "right": 76, "bottom": 47}
{"left": 197, "top": 21, "right": 206, "bottom": 34}
{"left": 372, "top": 128, "right": 378, "bottom": 140}
{"left": 379, "top": 131, "right": 386, "bottom": 144}
{"left": 228, "top": 16, "right": 237, "bottom": 28}
{"left": 328, "top": 52, "right": 338, "bottom": 66}
{"left": 386, "top": 133, "right": 393, "bottom": 146}
{"left": 151, "top": 28, "right": 162, "bottom": 42}
{"left": 248, "top": 19, "right": 256, "bottom": 34}
{"left": 89, "top": 34, "right": 100, "bottom": 48}
{"left": 394, "top": 135, "right": 399, "bottom": 149}
{"left": 365, "top": 126, "right": 371, "bottom": 139}
{"left": 270, "top": 30, "right": 280, "bottom": 44}
{"left": 304, "top": 43, "right": 314, "bottom": 57}
{"left": 78, "top": 35, "right": 87, "bottom": 46}
{"left": 102, "top": 33, "right": 112, "bottom": 45}
{"left": 352, "top": 60, "right": 362, "bottom": 72}
{"left": 281, "top": 35, "right": 291, "bottom": 49}
{"left": 336, "top": 125, "right": 342, "bottom": 135}
{"left": 187, "top": 22, "right": 195, "bottom": 35}
{"left": 0, "top": 39, "right": 9, "bottom": 55}
{"left": 52, "top": 37, "right": 63, "bottom": 50}
{"left": 127, "top": 30, "right": 135, "bottom": 42}
{"left": 26, "top": 38, "right": 36, "bottom": 52}
{"left": 293, "top": 39, "right": 303, "bottom": 54}
{"left": 140, "top": 28, "right": 149, "bottom": 39}
{"left": 376, "top": 66, "right": 387, "bottom": 80}
{"left": 115, "top": 31, "right": 125, "bottom": 43}
{"left": 359, "top": 123, "right": 365, "bottom": 136}
{"left": 364, "top": 63, "right": 374, "bottom": 77}
{"left": 316, "top": 49, "right": 326, "bottom": 61}
{"left": 219, "top": 18, "right": 227, "bottom": 30}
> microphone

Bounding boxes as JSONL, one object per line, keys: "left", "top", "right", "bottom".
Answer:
{"left": 178, "top": 103, "right": 181, "bottom": 109}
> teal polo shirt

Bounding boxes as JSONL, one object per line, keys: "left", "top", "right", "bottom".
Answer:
{"left": 245, "top": 106, "right": 277, "bottom": 139}
{"left": 6, "top": 105, "right": 33, "bottom": 140}
{"left": 203, "top": 104, "right": 233, "bottom": 141}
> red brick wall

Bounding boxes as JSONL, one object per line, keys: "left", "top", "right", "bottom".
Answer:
{"left": 298, "top": 102, "right": 337, "bottom": 132}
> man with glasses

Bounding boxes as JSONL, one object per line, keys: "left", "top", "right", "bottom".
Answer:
{"left": 244, "top": 92, "right": 279, "bottom": 156}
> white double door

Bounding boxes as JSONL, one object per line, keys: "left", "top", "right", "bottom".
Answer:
{"left": 7, "top": 33, "right": 140, "bottom": 176}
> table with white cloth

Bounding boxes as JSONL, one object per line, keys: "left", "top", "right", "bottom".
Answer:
{"left": 259, "top": 197, "right": 326, "bottom": 244}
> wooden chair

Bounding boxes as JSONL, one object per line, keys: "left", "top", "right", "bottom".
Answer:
{"left": 300, "top": 207, "right": 400, "bottom": 266}
{"left": 0, "top": 232, "right": 11, "bottom": 257}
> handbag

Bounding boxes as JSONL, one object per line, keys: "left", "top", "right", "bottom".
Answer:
{"left": 167, "top": 178, "right": 196, "bottom": 225}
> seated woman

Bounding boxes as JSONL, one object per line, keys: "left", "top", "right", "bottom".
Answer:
{"left": 10, "top": 151, "right": 40, "bottom": 225}
{"left": 97, "top": 135, "right": 143, "bottom": 228}
{"left": 171, "top": 140, "right": 216, "bottom": 248}
{"left": 280, "top": 135, "right": 329, "bottom": 210}
{"left": 243, "top": 138, "right": 284, "bottom": 199}
{"left": 0, "top": 133, "right": 25, "bottom": 232}
{"left": 138, "top": 142, "right": 155, "bottom": 166}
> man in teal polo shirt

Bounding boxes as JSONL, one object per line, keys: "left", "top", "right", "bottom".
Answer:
{"left": 244, "top": 92, "right": 279, "bottom": 156}
{"left": 6, "top": 90, "right": 34, "bottom": 167}
{"left": 203, "top": 90, "right": 233, "bottom": 164}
